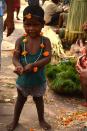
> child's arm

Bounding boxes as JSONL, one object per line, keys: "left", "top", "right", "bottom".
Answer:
{"left": 13, "top": 38, "right": 23, "bottom": 75}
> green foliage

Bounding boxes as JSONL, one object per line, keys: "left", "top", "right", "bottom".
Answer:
{"left": 46, "top": 59, "right": 81, "bottom": 95}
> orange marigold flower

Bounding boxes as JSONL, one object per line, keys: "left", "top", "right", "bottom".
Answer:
{"left": 33, "top": 67, "right": 38, "bottom": 72}
{"left": 43, "top": 51, "right": 49, "bottom": 57}
{"left": 40, "top": 43, "right": 45, "bottom": 48}
{"left": 23, "top": 38, "right": 27, "bottom": 43}
{"left": 21, "top": 51, "right": 28, "bottom": 56}
{"left": 29, "top": 128, "right": 34, "bottom": 131}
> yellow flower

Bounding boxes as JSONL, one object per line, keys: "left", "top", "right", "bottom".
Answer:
{"left": 21, "top": 51, "right": 28, "bottom": 56}
{"left": 23, "top": 38, "right": 27, "bottom": 43}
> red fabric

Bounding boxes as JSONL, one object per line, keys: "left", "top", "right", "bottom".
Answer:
{"left": 13, "top": 0, "right": 20, "bottom": 9}
{"left": 79, "top": 55, "right": 87, "bottom": 69}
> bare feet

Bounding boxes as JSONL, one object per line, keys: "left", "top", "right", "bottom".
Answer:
{"left": 39, "top": 120, "right": 51, "bottom": 130}
{"left": 7, "top": 122, "right": 18, "bottom": 131}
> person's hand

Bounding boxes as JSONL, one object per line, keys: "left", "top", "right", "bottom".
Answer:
{"left": 24, "top": 64, "right": 33, "bottom": 72}
{"left": 76, "top": 64, "right": 82, "bottom": 74}
{"left": 14, "top": 66, "right": 24, "bottom": 75}
{"left": 3, "top": 16, "right": 15, "bottom": 37}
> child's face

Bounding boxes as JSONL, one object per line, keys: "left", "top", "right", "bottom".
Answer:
{"left": 23, "top": 17, "right": 43, "bottom": 38}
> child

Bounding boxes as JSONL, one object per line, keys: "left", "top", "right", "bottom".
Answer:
{"left": 7, "top": 5, "right": 52, "bottom": 131}
{"left": 76, "top": 43, "right": 87, "bottom": 107}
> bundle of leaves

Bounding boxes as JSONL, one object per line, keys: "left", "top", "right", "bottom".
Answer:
{"left": 46, "top": 59, "right": 82, "bottom": 95}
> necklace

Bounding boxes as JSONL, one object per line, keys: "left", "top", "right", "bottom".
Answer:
{"left": 22, "top": 35, "right": 44, "bottom": 65}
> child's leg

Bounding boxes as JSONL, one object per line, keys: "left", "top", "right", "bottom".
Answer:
{"left": 16, "top": 8, "right": 20, "bottom": 20}
{"left": 7, "top": 89, "right": 27, "bottom": 131}
{"left": 33, "top": 96, "right": 51, "bottom": 130}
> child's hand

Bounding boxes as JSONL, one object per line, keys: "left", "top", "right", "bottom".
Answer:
{"left": 24, "top": 64, "right": 33, "bottom": 72}
{"left": 14, "top": 66, "right": 24, "bottom": 75}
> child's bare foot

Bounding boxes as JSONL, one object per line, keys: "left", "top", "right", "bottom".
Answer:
{"left": 39, "top": 120, "right": 51, "bottom": 130}
{"left": 7, "top": 122, "right": 18, "bottom": 131}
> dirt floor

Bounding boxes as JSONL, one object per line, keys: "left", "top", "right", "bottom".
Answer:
{"left": 0, "top": 3, "right": 87, "bottom": 131}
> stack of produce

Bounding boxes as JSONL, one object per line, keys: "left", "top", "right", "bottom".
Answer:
{"left": 65, "top": 0, "right": 87, "bottom": 42}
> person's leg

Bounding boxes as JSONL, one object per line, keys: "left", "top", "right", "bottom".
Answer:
{"left": 81, "top": 84, "right": 87, "bottom": 102}
{"left": 33, "top": 96, "right": 51, "bottom": 130}
{"left": 7, "top": 89, "right": 27, "bottom": 131}
{"left": 16, "top": 7, "right": 20, "bottom": 20}
{"left": 80, "top": 77, "right": 87, "bottom": 107}
{"left": 0, "top": 16, "right": 3, "bottom": 70}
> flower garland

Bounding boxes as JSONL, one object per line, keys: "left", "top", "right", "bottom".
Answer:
{"left": 21, "top": 33, "right": 49, "bottom": 72}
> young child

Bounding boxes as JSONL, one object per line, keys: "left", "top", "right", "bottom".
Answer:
{"left": 7, "top": 5, "right": 52, "bottom": 131}
{"left": 76, "top": 43, "right": 87, "bottom": 107}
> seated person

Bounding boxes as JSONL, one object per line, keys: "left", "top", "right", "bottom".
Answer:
{"left": 42, "top": 0, "right": 64, "bottom": 26}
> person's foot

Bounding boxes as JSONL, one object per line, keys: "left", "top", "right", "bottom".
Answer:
{"left": 39, "top": 120, "right": 51, "bottom": 130}
{"left": 81, "top": 102, "right": 87, "bottom": 107}
{"left": 7, "top": 122, "right": 18, "bottom": 131}
{"left": 16, "top": 17, "right": 20, "bottom": 20}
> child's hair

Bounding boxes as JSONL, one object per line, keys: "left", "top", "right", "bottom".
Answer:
{"left": 23, "top": 5, "right": 45, "bottom": 24}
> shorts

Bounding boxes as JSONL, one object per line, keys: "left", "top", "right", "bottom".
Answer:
{"left": 16, "top": 82, "right": 47, "bottom": 97}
